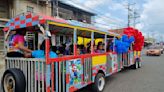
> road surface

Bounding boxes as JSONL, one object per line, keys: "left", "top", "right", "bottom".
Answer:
{"left": 78, "top": 54, "right": 164, "bottom": 92}
{"left": 0, "top": 54, "right": 164, "bottom": 92}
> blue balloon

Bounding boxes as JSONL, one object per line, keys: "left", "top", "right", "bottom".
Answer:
{"left": 128, "top": 36, "right": 135, "bottom": 43}
{"left": 113, "top": 35, "right": 135, "bottom": 54}
{"left": 122, "top": 35, "right": 129, "bottom": 42}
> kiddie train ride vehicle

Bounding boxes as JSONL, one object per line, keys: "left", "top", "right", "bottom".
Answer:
{"left": 1, "top": 13, "right": 144, "bottom": 92}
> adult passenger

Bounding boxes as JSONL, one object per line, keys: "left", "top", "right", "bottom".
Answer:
{"left": 7, "top": 28, "right": 32, "bottom": 57}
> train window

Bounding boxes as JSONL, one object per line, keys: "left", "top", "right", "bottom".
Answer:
{"left": 49, "top": 25, "right": 74, "bottom": 56}
{"left": 93, "top": 32, "right": 106, "bottom": 53}
{"left": 77, "top": 29, "right": 91, "bottom": 54}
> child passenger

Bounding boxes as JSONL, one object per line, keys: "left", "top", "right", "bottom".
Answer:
{"left": 31, "top": 40, "right": 58, "bottom": 89}
{"left": 96, "top": 42, "right": 105, "bottom": 53}
{"left": 32, "top": 40, "right": 57, "bottom": 58}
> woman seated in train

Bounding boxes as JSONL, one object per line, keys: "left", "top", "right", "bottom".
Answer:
{"left": 96, "top": 42, "right": 105, "bottom": 53}
{"left": 79, "top": 44, "right": 87, "bottom": 54}
{"left": 7, "top": 28, "right": 32, "bottom": 57}
{"left": 93, "top": 45, "right": 98, "bottom": 53}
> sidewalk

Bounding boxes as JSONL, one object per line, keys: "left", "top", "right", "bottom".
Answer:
{"left": 0, "top": 55, "right": 5, "bottom": 74}
{"left": 0, "top": 55, "right": 5, "bottom": 92}
{"left": 0, "top": 55, "right": 5, "bottom": 76}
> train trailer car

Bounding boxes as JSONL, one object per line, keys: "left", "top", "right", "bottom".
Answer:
{"left": 1, "top": 13, "right": 144, "bottom": 92}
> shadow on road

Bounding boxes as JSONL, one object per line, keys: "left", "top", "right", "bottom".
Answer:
{"left": 77, "top": 67, "right": 134, "bottom": 92}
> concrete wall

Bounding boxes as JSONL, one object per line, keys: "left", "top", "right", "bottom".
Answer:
{"left": 0, "top": 0, "right": 9, "bottom": 18}
{"left": 12, "top": 0, "right": 51, "bottom": 17}
{"left": 0, "top": 0, "right": 52, "bottom": 53}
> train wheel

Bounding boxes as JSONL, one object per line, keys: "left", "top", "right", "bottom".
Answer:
{"left": 2, "top": 68, "right": 26, "bottom": 92}
{"left": 132, "top": 61, "right": 138, "bottom": 69}
{"left": 92, "top": 73, "right": 105, "bottom": 92}
{"left": 138, "top": 61, "right": 142, "bottom": 68}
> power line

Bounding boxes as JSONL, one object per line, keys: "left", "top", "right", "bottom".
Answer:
{"left": 145, "top": 23, "right": 164, "bottom": 25}
{"left": 93, "top": 17, "right": 126, "bottom": 29}
{"left": 93, "top": 21, "right": 125, "bottom": 29}
{"left": 123, "top": 3, "right": 140, "bottom": 27}
{"left": 133, "top": 10, "right": 140, "bottom": 27}
{"left": 123, "top": 3, "right": 135, "bottom": 27}
{"left": 64, "top": 0, "right": 124, "bottom": 26}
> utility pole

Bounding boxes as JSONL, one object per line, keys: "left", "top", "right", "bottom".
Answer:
{"left": 37, "top": 0, "right": 39, "bottom": 13}
{"left": 124, "top": 3, "right": 136, "bottom": 27}
{"left": 133, "top": 9, "right": 140, "bottom": 28}
{"left": 127, "top": 4, "right": 131, "bottom": 27}
{"left": 56, "top": 0, "right": 59, "bottom": 17}
{"left": 46, "top": 0, "right": 49, "bottom": 15}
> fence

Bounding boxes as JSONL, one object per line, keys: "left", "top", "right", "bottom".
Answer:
{"left": 5, "top": 58, "right": 46, "bottom": 92}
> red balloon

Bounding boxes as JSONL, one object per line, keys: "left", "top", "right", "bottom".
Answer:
{"left": 123, "top": 27, "right": 144, "bottom": 51}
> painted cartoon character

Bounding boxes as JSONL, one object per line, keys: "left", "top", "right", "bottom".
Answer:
{"left": 72, "top": 64, "right": 78, "bottom": 78}
{"left": 69, "top": 60, "right": 82, "bottom": 85}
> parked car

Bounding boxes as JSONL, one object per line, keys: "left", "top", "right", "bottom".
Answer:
{"left": 159, "top": 45, "right": 164, "bottom": 54}
{"left": 146, "top": 46, "right": 162, "bottom": 56}
{"left": 155, "top": 44, "right": 164, "bottom": 54}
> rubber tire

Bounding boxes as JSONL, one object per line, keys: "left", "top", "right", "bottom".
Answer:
{"left": 132, "top": 61, "right": 138, "bottom": 69}
{"left": 92, "top": 73, "right": 105, "bottom": 92}
{"left": 158, "top": 53, "right": 161, "bottom": 56}
{"left": 138, "top": 61, "right": 141, "bottom": 68}
{"left": 1, "top": 68, "right": 26, "bottom": 92}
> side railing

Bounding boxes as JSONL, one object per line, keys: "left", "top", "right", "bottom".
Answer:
{"left": 117, "top": 54, "right": 123, "bottom": 70}
{"left": 106, "top": 53, "right": 112, "bottom": 74}
{"left": 5, "top": 57, "right": 93, "bottom": 92}
{"left": 123, "top": 53, "right": 128, "bottom": 66}
{"left": 5, "top": 58, "right": 46, "bottom": 92}
{"left": 48, "top": 57, "right": 92, "bottom": 92}
{"left": 83, "top": 57, "right": 92, "bottom": 83}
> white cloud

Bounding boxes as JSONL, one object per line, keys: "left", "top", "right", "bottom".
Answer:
{"left": 61, "top": 0, "right": 110, "bottom": 13}
{"left": 62, "top": 0, "right": 125, "bottom": 28}
{"left": 140, "top": 0, "right": 164, "bottom": 40}
{"left": 136, "top": 23, "right": 143, "bottom": 30}
{"left": 95, "top": 13, "right": 125, "bottom": 30}
{"left": 84, "top": 0, "right": 109, "bottom": 9}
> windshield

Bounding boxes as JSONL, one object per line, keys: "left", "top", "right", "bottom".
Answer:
{"left": 148, "top": 46, "right": 160, "bottom": 49}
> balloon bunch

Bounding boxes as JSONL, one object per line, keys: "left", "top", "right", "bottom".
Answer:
{"left": 123, "top": 27, "right": 144, "bottom": 51}
{"left": 114, "top": 34, "right": 135, "bottom": 54}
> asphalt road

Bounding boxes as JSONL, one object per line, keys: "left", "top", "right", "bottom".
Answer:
{"left": 0, "top": 54, "right": 164, "bottom": 92}
{"left": 78, "top": 54, "right": 164, "bottom": 92}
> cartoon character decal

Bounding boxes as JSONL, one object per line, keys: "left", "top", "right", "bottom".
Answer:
{"left": 68, "top": 59, "right": 82, "bottom": 85}
{"left": 110, "top": 53, "right": 118, "bottom": 72}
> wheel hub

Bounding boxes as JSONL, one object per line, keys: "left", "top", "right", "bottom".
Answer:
{"left": 4, "top": 74, "right": 15, "bottom": 92}
{"left": 98, "top": 77, "right": 105, "bottom": 91}
{"left": 136, "top": 62, "right": 138, "bottom": 68}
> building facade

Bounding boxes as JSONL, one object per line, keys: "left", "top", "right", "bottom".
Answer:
{"left": 0, "top": 0, "right": 95, "bottom": 53}
{"left": 109, "top": 29, "right": 124, "bottom": 35}
{"left": 0, "top": 0, "right": 10, "bottom": 52}
{"left": 52, "top": 0, "right": 95, "bottom": 24}
{"left": 0, "top": 0, "right": 51, "bottom": 53}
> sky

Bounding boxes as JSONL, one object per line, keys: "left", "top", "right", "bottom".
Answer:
{"left": 61, "top": 0, "right": 164, "bottom": 41}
